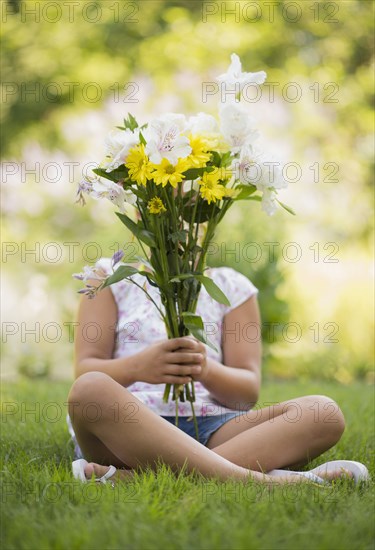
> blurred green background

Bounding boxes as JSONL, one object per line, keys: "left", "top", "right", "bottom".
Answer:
{"left": 1, "top": 0, "right": 373, "bottom": 383}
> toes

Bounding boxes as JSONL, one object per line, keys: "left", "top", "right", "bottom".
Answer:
{"left": 84, "top": 462, "right": 109, "bottom": 480}
{"left": 318, "top": 468, "right": 354, "bottom": 481}
{"left": 339, "top": 468, "right": 354, "bottom": 479}
{"left": 83, "top": 462, "right": 119, "bottom": 482}
{"left": 84, "top": 463, "right": 96, "bottom": 480}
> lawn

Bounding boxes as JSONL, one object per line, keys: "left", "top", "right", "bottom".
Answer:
{"left": 1, "top": 379, "right": 374, "bottom": 550}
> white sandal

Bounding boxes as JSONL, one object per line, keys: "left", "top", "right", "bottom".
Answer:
{"left": 268, "top": 459, "right": 370, "bottom": 485}
{"left": 309, "top": 460, "right": 370, "bottom": 484}
{"left": 72, "top": 459, "right": 117, "bottom": 487}
{"left": 267, "top": 469, "right": 327, "bottom": 484}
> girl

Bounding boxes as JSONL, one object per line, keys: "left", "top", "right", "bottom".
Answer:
{"left": 68, "top": 258, "right": 369, "bottom": 486}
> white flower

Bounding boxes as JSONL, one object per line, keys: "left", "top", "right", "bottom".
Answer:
{"left": 75, "top": 178, "right": 93, "bottom": 205}
{"left": 219, "top": 103, "right": 259, "bottom": 153}
{"left": 261, "top": 188, "right": 278, "bottom": 216}
{"left": 72, "top": 265, "right": 107, "bottom": 282}
{"left": 231, "top": 146, "right": 287, "bottom": 191}
{"left": 231, "top": 146, "right": 288, "bottom": 216}
{"left": 90, "top": 179, "right": 136, "bottom": 212}
{"left": 231, "top": 144, "right": 262, "bottom": 183}
{"left": 144, "top": 113, "right": 192, "bottom": 164}
{"left": 216, "top": 53, "right": 267, "bottom": 93}
{"left": 251, "top": 157, "right": 288, "bottom": 191}
{"left": 103, "top": 129, "right": 140, "bottom": 171}
{"left": 187, "top": 112, "right": 219, "bottom": 134}
{"left": 186, "top": 112, "right": 228, "bottom": 150}
{"left": 122, "top": 188, "right": 137, "bottom": 206}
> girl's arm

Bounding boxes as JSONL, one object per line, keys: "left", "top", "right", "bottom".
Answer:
{"left": 74, "top": 280, "right": 139, "bottom": 386}
{"left": 194, "top": 295, "right": 262, "bottom": 410}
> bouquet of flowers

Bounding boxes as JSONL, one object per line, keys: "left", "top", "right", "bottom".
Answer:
{"left": 74, "top": 53, "right": 293, "bottom": 435}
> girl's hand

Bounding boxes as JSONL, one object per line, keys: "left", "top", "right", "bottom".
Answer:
{"left": 133, "top": 337, "right": 207, "bottom": 385}
{"left": 182, "top": 339, "right": 209, "bottom": 383}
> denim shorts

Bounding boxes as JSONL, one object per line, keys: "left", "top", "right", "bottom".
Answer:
{"left": 162, "top": 413, "right": 240, "bottom": 446}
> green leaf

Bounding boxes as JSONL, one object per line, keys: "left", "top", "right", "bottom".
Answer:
{"left": 138, "top": 270, "right": 156, "bottom": 281}
{"left": 168, "top": 230, "right": 189, "bottom": 244}
{"left": 190, "top": 244, "right": 203, "bottom": 254}
{"left": 183, "top": 166, "right": 215, "bottom": 180}
{"left": 247, "top": 195, "right": 262, "bottom": 202}
{"left": 138, "top": 270, "right": 158, "bottom": 287}
{"left": 196, "top": 275, "right": 230, "bottom": 306}
{"left": 169, "top": 273, "right": 198, "bottom": 282}
{"left": 219, "top": 151, "right": 233, "bottom": 168}
{"left": 139, "top": 131, "right": 146, "bottom": 146}
{"left": 116, "top": 113, "right": 139, "bottom": 132}
{"left": 276, "top": 198, "right": 296, "bottom": 216}
{"left": 234, "top": 184, "right": 257, "bottom": 200}
{"left": 209, "top": 151, "right": 221, "bottom": 166}
{"left": 123, "top": 113, "right": 139, "bottom": 132}
{"left": 183, "top": 277, "right": 200, "bottom": 294}
{"left": 93, "top": 166, "right": 130, "bottom": 184}
{"left": 181, "top": 313, "right": 218, "bottom": 352}
{"left": 102, "top": 265, "right": 139, "bottom": 288}
{"left": 115, "top": 212, "right": 156, "bottom": 248}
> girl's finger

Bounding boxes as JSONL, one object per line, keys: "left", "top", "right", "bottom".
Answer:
{"left": 164, "top": 337, "right": 199, "bottom": 352}
{"left": 166, "top": 352, "right": 204, "bottom": 365}
{"left": 165, "top": 364, "right": 202, "bottom": 376}
{"left": 162, "top": 375, "right": 193, "bottom": 384}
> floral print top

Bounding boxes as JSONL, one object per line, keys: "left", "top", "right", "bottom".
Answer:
{"left": 95, "top": 257, "right": 259, "bottom": 417}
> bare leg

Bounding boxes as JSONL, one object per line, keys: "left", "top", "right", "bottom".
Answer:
{"left": 68, "top": 373, "right": 307, "bottom": 484}
{"left": 206, "top": 395, "right": 346, "bottom": 472}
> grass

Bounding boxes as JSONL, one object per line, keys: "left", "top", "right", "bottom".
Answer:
{"left": 1, "top": 378, "right": 374, "bottom": 550}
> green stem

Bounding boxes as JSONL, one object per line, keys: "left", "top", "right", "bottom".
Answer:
{"left": 190, "top": 396, "right": 199, "bottom": 442}
{"left": 125, "top": 277, "right": 166, "bottom": 321}
{"left": 183, "top": 183, "right": 199, "bottom": 274}
{"left": 153, "top": 208, "right": 180, "bottom": 337}
{"left": 164, "top": 187, "right": 184, "bottom": 325}
{"left": 185, "top": 382, "right": 199, "bottom": 441}
{"left": 175, "top": 395, "right": 179, "bottom": 427}
{"left": 163, "top": 383, "right": 171, "bottom": 403}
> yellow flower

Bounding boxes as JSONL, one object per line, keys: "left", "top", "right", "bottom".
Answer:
{"left": 147, "top": 197, "right": 167, "bottom": 214}
{"left": 125, "top": 145, "right": 154, "bottom": 186}
{"left": 223, "top": 187, "right": 236, "bottom": 198}
{"left": 151, "top": 158, "right": 190, "bottom": 188}
{"left": 198, "top": 171, "right": 226, "bottom": 204}
{"left": 186, "top": 135, "right": 211, "bottom": 168}
{"left": 200, "top": 133, "right": 230, "bottom": 153}
{"left": 213, "top": 166, "right": 232, "bottom": 182}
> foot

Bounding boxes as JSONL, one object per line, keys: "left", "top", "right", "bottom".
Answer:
{"left": 309, "top": 460, "right": 369, "bottom": 483}
{"left": 84, "top": 462, "right": 134, "bottom": 483}
{"left": 265, "top": 473, "right": 323, "bottom": 485}
{"left": 267, "top": 467, "right": 354, "bottom": 484}
{"left": 72, "top": 459, "right": 130, "bottom": 485}
{"left": 268, "top": 459, "right": 369, "bottom": 485}
{"left": 312, "top": 467, "right": 353, "bottom": 482}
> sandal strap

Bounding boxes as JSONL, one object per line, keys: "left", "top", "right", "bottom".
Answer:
{"left": 96, "top": 465, "right": 117, "bottom": 484}
{"left": 295, "top": 471, "right": 326, "bottom": 484}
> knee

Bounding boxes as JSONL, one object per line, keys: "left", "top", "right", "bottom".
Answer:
{"left": 302, "top": 394, "right": 346, "bottom": 444}
{"left": 68, "top": 371, "right": 114, "bottom": 409}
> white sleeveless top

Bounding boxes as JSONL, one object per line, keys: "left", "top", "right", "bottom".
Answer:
{"left": 94, "top": 258, "right": 259, "bottom": 416}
